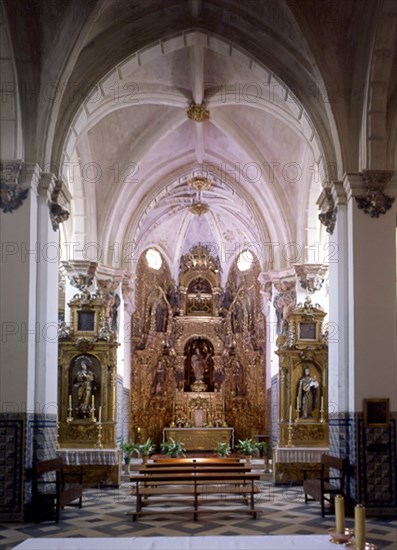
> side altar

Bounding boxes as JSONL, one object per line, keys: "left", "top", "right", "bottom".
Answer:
{"left": 274, "top": 296, "right": 329, "bottom": 484}
{"left": 163, "top": 427, "right": 234, "bottom": 451}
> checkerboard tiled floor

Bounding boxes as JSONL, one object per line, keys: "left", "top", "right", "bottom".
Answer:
{"left": 1, "top": 481, "right": 396, "bottom": 549}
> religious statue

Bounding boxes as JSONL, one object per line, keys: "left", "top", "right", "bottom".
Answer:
{"left": 190, "top": 345, "right": 208, "bottom": 391}
{"left": 151, "top": 360, "right": 166, "bottom": 395}
{"left": 234, "top": 360, "right": 245, "bottom": 396}
{"left": 191, "top": 347, "right": 205, "bottom": 381}
{"left": 74, "top": 357, "right": 96, "bottom": 417}
{"left": 155, "top": 301, "right": 168, "bottom": 332}
{"left": 298, "top": 366, "right": 319, "bottom": 418}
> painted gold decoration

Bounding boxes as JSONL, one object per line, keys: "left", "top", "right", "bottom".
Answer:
{"left": 58, "top": 288, "right": 119, "bottom": 450}
{"left": 189, "top": 201, "right": 209, "bottom": 215}
{"left": 129, "top": 244, "right": 267, "bottom": 450}
{"left": 276, "top": 296, "right": 328, "bottom": 448}
{"left": 188, "top": 176, "right": 212, "bottom": 191}
{"left": 187, "top": 103, "right": 209, "bottom": 122}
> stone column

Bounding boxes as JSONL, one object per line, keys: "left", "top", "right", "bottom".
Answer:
{"left": 325, "top": 172, "right": 397, "bottom": 504}
{"left": 0, "top": 162, "right": 69, "bottom": 520}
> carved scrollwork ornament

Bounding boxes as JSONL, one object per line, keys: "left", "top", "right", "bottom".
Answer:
{"left": 355, "top": 187, "right": 395, "bottom": 218}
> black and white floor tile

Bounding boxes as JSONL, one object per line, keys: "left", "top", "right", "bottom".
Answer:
{"left": 1, "top": 481, "right": 396, "bottom": 549}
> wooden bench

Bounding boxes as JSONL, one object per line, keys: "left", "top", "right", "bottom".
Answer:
{"left": 130, "top": 471, "right": 261, "bottom": 521}
{"left": 152, "top": 457, "right": 242, "bottom": 464}
{"left": 32, "top": 457, "right": 84, "bottom": 522}
{"left": 303, "top": 454, "right": 347, "bottom": 517}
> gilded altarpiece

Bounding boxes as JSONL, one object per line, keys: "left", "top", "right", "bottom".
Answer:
{"left": 274, "top": 297, "right": 328, "bottom": 482}
{"left": 130, "top": 246, "right": 267, "bottom": 449}
{"left": 58, "top": 285, "right": 119, "bottom": 485}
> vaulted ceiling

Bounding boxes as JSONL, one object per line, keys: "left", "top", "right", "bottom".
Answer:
{"left": 4, "top": 0, "right": 396, "bottom": 280}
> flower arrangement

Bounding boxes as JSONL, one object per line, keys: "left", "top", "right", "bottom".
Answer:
{"left": 120, "top": 440, "right": 136, "bottom": 464}
{"left": 236, "top": 438, "right": 257, "bottom": 457}
{"left": 215, "top": 441, "right": 231, "bottom": 457}
{"left": 160, "top": 437, "right": 186, "bottom": 458}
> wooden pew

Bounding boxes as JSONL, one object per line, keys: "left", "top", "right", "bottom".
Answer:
{"left": 31, "top": 457, "right": 84, "bottom": 523}
{"left": 153, "top": 457, "right": 242, "bottom": 464}
{"left": 130, "top": 471, "right": 261, "bottom": 521}
{"left": 303, "top": 454, "right": 347, "bottom": 517}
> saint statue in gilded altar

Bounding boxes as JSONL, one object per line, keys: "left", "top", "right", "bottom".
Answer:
{"left": 74, "top": 356, "right": 96, "bottom": 418}
{"left": 298, "top": 366, "right": 319, "bottom": 418}
{"left": 190, "top": 347, "right": 208, "bottom": 392}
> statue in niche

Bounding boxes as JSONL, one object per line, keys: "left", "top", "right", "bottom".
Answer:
{"left": 188, "top": 340, "right": 211, "bottom": 392}
{"left": 191, "top": 348, "right": 205, "bottom": 381}
{"left": 233, "top": 360, "right": 245, "bottom": 396}
{"left": 298, "top": 366, "right": 319, "bottom": 418}
{"left": 213, "top": 366, "right": 224, "bottom": 392}
{"left": 74, "top": 356, "right": 96, "bottom": 417}
{"left": 151, "top": 360, "right": 166, "bottom": 395}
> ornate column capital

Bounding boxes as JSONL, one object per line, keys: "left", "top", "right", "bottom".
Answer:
{"left": 343, "top": 170, "right": 396, "bottom": 217}
{"left": 294, "top": 264, "right": 328, "bottom": 294}
{"left": 0, "top": 161, "right": 42, "bottom": 212}
{"left": 62, "top": 260, "right": 98, "bottom": 283}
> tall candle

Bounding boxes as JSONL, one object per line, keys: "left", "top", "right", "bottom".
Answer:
{"left": 320, "top": 395, "right": 324, "bottom": 411}
{"left": 68, "top": 394, "right": 72, "bottom": 409}
{"left": 289, "top": 404, "right": 292, "bottom": 423}
{"left": 355, "top": 504, "right": 365, "bottom": 549}
{"left": 92, "top": 395, "right": 94, "bottom": 407}
{"left": 98, "top": 406, "right": 102, "bottom": 423}
{"left": 335, "top": 495, "right": 345, "bottom": 533}
{"left": 296, "top": 396, "right": 300, "bottom": 410}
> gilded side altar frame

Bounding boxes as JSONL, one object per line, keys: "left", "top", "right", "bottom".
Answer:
{"left": 58, "top": 293, "right": 118, "bottom": 449}
{"left": 276, "top": 297, "right": 328, "bottom": 448}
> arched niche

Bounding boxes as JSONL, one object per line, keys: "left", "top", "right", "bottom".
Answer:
{"left": 183, "top": 338, "right": 214, "bottom": 392}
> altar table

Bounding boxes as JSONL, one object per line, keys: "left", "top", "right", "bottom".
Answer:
{"left": 163, "top": 427, "right": 234, "bottom": 450}
{"left": 14, "top": 535, "right": 338, "bottom": 549}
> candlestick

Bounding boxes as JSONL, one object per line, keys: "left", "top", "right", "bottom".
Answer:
{"left": 289, "top": 404, "right": 292, "bottom": 423}
{"left": 320, "top": 395, "right": 324, "bottom": 410}
{"left": 92, "top": 395, "right": 94, "bottom": 407}
{"left": 335, "top": 495, "right": 345, "bottom": 533}
{"left": 98, "top": 406, "right": 102, "bottom": 423}
{"left": 355, "top": 504, "right": 365, "bottom": 549}
{"left": 68, "top": 394, "right": 72, "bottom": 409}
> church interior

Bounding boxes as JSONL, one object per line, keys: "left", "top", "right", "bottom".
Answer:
{"left": 0, "top": 0, "right": 396, "bottom": 548}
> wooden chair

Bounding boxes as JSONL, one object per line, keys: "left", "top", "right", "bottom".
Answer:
{"left": 32, "top": 457, "right": 84, "bottom": 522}
{"left": 303, "top": 454, "right": 347, "bottom": 517}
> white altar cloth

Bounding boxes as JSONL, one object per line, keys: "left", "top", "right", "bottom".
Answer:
{"left": 14, "top": 535, "right": 337, "bottom": 549}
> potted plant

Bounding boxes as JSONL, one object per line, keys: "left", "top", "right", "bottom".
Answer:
{"left": 236, "top": 438, "right": 257, "bottom": 462}
{"left": 257, "top": 441, "right": 271, "bottom": 472}
{"left": 215, "top": 441, "right": 231, "bottom": 457}
{"left": 136, "top": 437, "right": 155, "bottom": 463}
{"left": 120, "top": 440, "right": 136, "bottom": 473}
{"left": 160, "top": 437, "right": 186, "bottom": 458}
